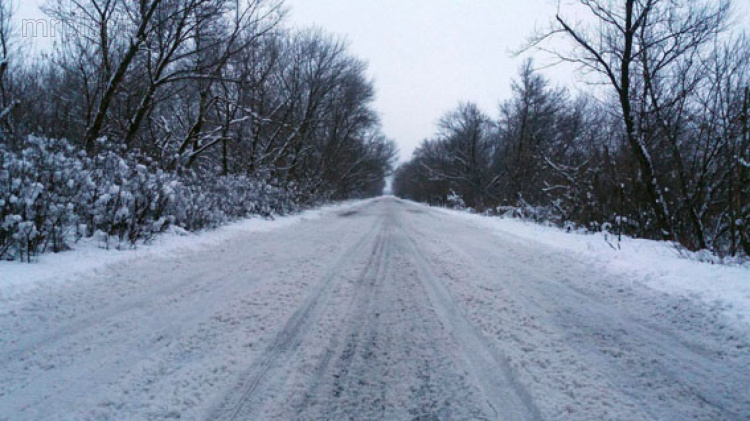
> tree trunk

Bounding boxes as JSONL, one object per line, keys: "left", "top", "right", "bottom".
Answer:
{"left": 84, "top": 0, "right": 163, "bottom": 152}
{"left": 619, "top": 0, "right": 674, "bottom": 240}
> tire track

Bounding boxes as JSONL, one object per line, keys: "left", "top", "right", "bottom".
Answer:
{"left": 313, "top": 213, "right": 393, "bottom": 419}
{"left": 210, "top": 215, "right": 386, "bottom": 420}
{"left": 275, "top": 204, "right": 502, "bottom": 420}
{"left": 391, "top": 211, "right": 542, "bottom": 421}
{"left": 0, "top": 213, "right": 370, "bottom": 366}
{"left": 400, "top": 198, "right": 750, "bottom": 420}
{"left": 280, "top": 218, "right": 391, "bottom": 417}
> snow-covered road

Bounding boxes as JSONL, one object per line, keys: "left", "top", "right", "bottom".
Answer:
{"left": 1, "top": 197, "right": 749, "bottom": 420}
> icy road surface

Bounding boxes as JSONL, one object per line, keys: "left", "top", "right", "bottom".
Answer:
{"left": 1, "top": 197, "right": 749, "bottom": 420}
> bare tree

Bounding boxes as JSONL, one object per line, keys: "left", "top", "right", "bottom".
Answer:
{"left": 0, "top": 0, "right": 18, "bottom": 141}
{"left": 495, "top": 60, "right": 569, "bottom": 205}
{"left": 529, "top": 0, "right": 729, "bottom": 240}
{"left": 45, "top": 0, "right": 168, "bottom": 150}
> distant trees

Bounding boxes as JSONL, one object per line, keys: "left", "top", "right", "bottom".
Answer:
{"left": 0, "top": 0, "right": 396, "bottom": 260}
{"left": 395, "top": 0, "right": 749, "bottom": 257}
{"left": 393, "top": 103, "right": 496, "bottom": 208}
{"left": 2, "top": 0, "right": 395, "bottom": 198}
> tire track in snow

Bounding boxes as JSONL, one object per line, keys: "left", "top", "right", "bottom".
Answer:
{"left": 210, "top": 214, "right": 386, "bottom": 420}
{"left": 260, "top": 202, "right": 523, "bottom": 420}
{"left": 391, "top": 210, "right": 543, "bottom": 421}
{"left": 401, "top": 199, "right": 750, "bottom": 420}
{"left": 304, "top": 212, "right": 393, "bottom": 419}
{"left": 216, "top": 199, "right": 542, "bottom": 420}
{"left": 0, "top": 213, "right": 368, "bottom": 367}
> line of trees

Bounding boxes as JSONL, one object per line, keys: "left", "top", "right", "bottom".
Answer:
{"left": 0, "top": 0, "right": 396, "bottom": 260}
{"left": 395, "top": 0, "right": 749, "bottom": 256}
{"left": 13, "top": 0, "right": 397, "bottom": 197}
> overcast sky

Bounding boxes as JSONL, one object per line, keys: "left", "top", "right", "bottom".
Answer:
{"left": 14, "top": 0, "right": 750, "bottom": 162}
{"left": 283, "top": 0, "right": 574, "bottom": 161}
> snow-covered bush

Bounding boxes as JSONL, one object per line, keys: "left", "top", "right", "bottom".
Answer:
{"left": 0, "top": 137, "right": 303, "bottom": 262}
{"left": 1, "top": 138, "right": 87, "bottom": 261}
{"left": 79, "top": 145, "right": 177, "bottom": 248}
{"left": 494, "top": 203, "right": 561, "bottom": 226}
{"left": 171, "top": 174, "right": 297, "bottom": 232}
{"left": 446, "top": 190, "right": 467, "bottom": 210}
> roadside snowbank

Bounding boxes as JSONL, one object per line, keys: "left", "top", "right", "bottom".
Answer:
{"left": 0, "top": 200, "right": 371, "bottom": 305}
{"left": 433, "top": 206, "right": 750, "bottom": 327}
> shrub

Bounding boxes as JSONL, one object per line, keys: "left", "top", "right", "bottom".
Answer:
{"left": 0, "top": 137, "right": 303, "bottom": 262}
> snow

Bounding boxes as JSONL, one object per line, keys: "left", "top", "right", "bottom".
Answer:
{"left": 433, "top": 205, "right": 750, "bottom": 327}
{"left": 1, "top": 197, "right": 748, "bottom": 420}
{"left": 0, "top": 200, "right": 370, "bottom": 309}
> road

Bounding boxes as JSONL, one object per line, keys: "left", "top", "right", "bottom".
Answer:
{"left": 1, "top": 197, "right": 749, "bottom": 420}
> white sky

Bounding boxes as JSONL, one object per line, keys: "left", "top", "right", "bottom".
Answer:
{"left": 14, "top": 0, "right": 750, "bottom": 162}
{"left": 284, "top": 0, "right": 575, "bottom": 161}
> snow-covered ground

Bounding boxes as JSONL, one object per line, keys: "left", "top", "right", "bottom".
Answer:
{"left": 434, "top": 206, "right": 750, "bottom": 329}
{"left": 0, "top": 200, "right": 368, "bottom": 307}
{"left": 1, "top": 197, "right": 748, "bottom": 420}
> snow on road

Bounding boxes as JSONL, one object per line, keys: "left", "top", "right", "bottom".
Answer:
{"left": 0, "top": 200, "right": 366, "bottom": 305}
{"left": 433, "top": 207, "right": 750, "bottom": 328}
{"left": 1, "top": 197, "right": 749, "bottom": 420}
